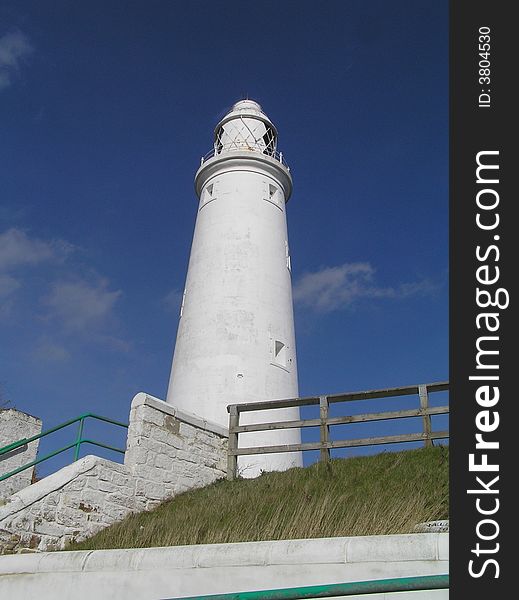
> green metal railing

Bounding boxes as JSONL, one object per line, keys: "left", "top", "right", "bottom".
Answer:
{"left": 0, "top": 413, "right": 128, "bottom": 483}
{"left": 164, "top": 574, "right": 449, "bottom": 599}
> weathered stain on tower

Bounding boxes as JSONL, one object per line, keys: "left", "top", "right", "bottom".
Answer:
{"left": 166, "top": 100, "right": 302, "bottom": 476}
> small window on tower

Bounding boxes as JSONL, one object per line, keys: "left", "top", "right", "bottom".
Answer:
{"left": 200, "top": 181, "right": 217, "bottom": 210}
{"left": 272, "top": 340, "right": 288, "bottom": 369}
{"left": 264, "top": 183, "right": 283, "bottom": 211}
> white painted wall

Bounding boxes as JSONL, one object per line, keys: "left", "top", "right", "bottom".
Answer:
{"left": 166, "top": 101, "right": 302, "bottom": 476}
{"left": 0, "top": 534, "right": 448, "bottom": 599}
{"left": 0, "top": 409, "right": 42, "bottom": 499}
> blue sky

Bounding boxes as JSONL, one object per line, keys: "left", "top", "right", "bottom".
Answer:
{"left": 1, "top": 1, "right": 448, "bottom": 467}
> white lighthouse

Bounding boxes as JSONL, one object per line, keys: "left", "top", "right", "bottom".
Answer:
{"left": 166, "top": 100, "right": 302, "bottom": 476}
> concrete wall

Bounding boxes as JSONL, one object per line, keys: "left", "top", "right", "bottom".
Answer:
{"left": 0, "top": 534, "right": 449, "bottom": 599}
{"left": 0, "top": 409, "right": 42, "bottom": 500}
{"left": 0, "top": 394, "right": 227, "bottom": 553}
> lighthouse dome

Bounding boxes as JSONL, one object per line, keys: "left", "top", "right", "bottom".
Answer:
{"left": 231, "top": 99, "right": 263, "bottom": 113}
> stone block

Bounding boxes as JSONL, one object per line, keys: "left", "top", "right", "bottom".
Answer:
{"left": 99, "top": 503, "right": 129, "bottom": 522}
{"left": 37, "top": 535, "right": 61, "bottom": 552}
{"left": 63, "top": 478, "right": 86, "bottom": 493}
{"left": 153, "top": 426, "right": 183, "bottom": 446}
{"left": 163, "top": 415, "right": 180, "bottom": 435}
{"left": 142, "top": 407, "right": 164, "bottom": 427}
{"left": 144, "top": 499, "right": 163, "bottom": 511}
{"left": 97, "top": 480, "right": 118, "bottom": 493}
{"left": 134, "top": 478, "right": 146, "bottom": 495}
{"left": 79, "top": 488, "right": 110, "bottom": 508}
{"left": 107, "top": 490, "right": 132, "bottom": 507}
{"left": 144, "top": 482, "right": 165, "bottom": 500}
{"left": 175, "top": 450, "right": 198, "bottom": 464}
{"left": 32, "top": 519, "right": 73, "bottom": 537}
{"left": 111, "top": 472, "right": 132, "bottom": 487}
{"left": 154, "top": 454, "right": 172, "bottom": 470}
{"left": 126, "top": 446, "right": 148, "bottom": 466}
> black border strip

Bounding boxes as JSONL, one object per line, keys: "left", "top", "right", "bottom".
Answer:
{"left": 450, "top": 1, "right": 513, "bottom": 596}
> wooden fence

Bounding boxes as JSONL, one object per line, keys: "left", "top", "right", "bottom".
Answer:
{"left": 226, "top": 381, "right": 449, "bottom": 480}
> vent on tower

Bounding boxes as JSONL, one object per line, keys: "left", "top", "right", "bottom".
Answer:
{"left": 264, "top": 182, "right": 283, "bottom": 210}
{"left": 272, "top": 339, "right": 288, "bottom": 370}
{"left": 199, "top": 181, "right": 217, "bottom": 210}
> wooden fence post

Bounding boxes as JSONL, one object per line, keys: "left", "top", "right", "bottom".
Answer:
{"left": 319, "top": 396, "right": 331, "bottom": 462}
{"left": 418, "top": 385, "right": 433, "bottom": 448}
{"left": 227, "top": 405, "right": 239, "bottom": 480}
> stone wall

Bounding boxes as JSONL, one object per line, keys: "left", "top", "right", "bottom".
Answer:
{"left": 0, "top": 456, "right": 135, "bottom": 553}
{"left": 125, "top": 393, "right": 228, "bottom": 506}
{"left": 0, "top": 393, "right": 227, "bottom": 553}
{"left": 0, "top": 409, "right": 42, "bottom": 500}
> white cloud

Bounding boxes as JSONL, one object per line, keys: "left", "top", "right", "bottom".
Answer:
{"left": 32, "top": 337, "right": 70, "bottom": 363}
{"left": 0, "top": 31, "right": 33, "bottom": 91}
{"left": 0, "top": 273, "right": 20, "bottom": 298}
{"left": 44, "top": 278, "right": 122, "bottom": 332}
{"left": 89, "top": 333, "right": 132, "bottom": 353}
{"left": 0, "top": 227, "right": 129, "bottom": 351}
{"left": 0, "top": 228, "right": 74, "bottom": 309}
{"left": 0, "top": 228, "right": 72, "bottom": 271}
{"left": 293, "top": 262, "right": 437, "bottom": 313}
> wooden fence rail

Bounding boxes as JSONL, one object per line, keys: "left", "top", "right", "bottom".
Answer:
{"left": 226, "top": 381, "right": 449, "bottom": 480}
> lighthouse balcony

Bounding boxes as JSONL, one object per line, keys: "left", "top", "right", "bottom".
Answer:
{"left": 200, "top": 146, "right": 290, "bottom": 171}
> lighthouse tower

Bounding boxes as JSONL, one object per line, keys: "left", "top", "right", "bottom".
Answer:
{"left": 166, "top": 100, "right": 302, "bottom": 476}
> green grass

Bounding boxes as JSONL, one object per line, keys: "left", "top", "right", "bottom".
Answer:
{"left": 68, "top": 446, "right": 448, "bottom": 551}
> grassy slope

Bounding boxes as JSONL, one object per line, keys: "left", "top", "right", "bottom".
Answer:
{"left": 69, "top": 446, "right": 448, "bottom": 551}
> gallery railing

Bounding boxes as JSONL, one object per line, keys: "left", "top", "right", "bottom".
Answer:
{"left": 200, "top": 147, "right": 289, "bottom": 169}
